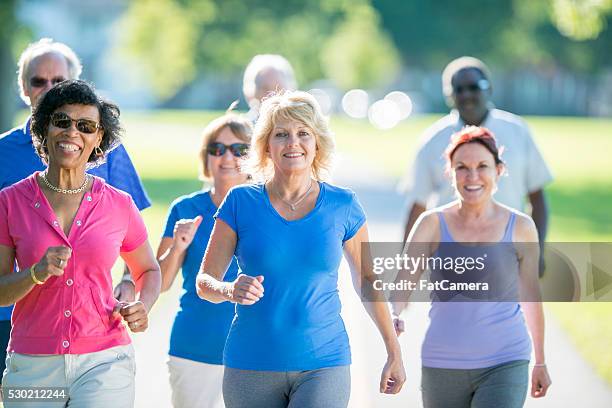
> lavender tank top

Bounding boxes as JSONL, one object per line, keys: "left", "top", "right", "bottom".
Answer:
{"left": 421, "top": 211, "right": 532, "bottom": 369}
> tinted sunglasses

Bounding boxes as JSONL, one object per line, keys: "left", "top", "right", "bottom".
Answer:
{"left": 453, "top": 79, "right": 490, "bottom": 95}
{"left": 29, "top": 76, "right": 66, "bottom": 88}
{"left": 50, "top": 112, "right": 101, "bottom": 134}
{"left": 207, "top": 142, "right": 249, "bottom": 157}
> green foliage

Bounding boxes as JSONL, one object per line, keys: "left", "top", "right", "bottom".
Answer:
{"left": 322, "top": 4, "right": 400, "bottom": 89}
{"left": 371, "top": 0, "right": 516, "bottom": 68}
{"left": 109, "top": 0, "right": 612, "bottom": 100}
{"left": 117, "top": 0, "right": 401, "bottom": 100}
{"left": 0, "top": 0, "right": 19, "bottom": 130}
{"left": 193, "top": 6, "right": 333, "bottom": 85}
{"left": 115, "top": 0, "right": 203, "bottom": 99}
{"left": 372, "top": 0, "right": 612, "bottom": 73}
{"left": 549, "top": 0, "right": 612, "bottom": 40}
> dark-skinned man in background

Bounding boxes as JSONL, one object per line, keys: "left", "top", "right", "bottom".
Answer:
{"left": 399, "top": 56, "right": 552, "bottom": 273}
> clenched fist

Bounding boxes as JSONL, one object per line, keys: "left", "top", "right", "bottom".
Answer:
{"left": 173, "top": 215, "right": 203, "bottom": 252}
{"left": 230, "top": 275, "right": 264, "bottom": 305}
{"left": 32, "top": 246, "right": 72, "bottom": 283}
{"left": 113, "top": 301, "right": 149, "bottom": 333}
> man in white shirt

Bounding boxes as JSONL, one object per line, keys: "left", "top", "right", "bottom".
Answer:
{"left": 400, "top": 57, "right": 552, "bottom": 268}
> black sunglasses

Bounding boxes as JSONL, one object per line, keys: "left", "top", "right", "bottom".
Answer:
{"left": 207, "top": 142, "right": 249, "bottom": 157}
{"left": 50, "top": 112, "right": 102, "bottom": 134}
{"left": 29, "top": 76, "right": 66, "bottom": 88}
{"left": 453, "top": 79, "right": 490, "bottom": 95}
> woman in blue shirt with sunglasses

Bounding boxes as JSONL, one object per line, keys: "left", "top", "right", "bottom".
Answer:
{"left": 156, "top": 113, "right": 252, "bottom": 408}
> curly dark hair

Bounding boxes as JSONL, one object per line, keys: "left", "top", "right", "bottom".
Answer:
{"left": 30, "top": 79, "right": 122, "bottom": 167}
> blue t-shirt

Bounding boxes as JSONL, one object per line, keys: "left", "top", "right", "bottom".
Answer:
{"left": 0, "top": 118, "right": 151, "bottom": 321}
{"left": 215, "top": 182, "right": 366, "bottom": 371}
{"left": 162, "top": 191, "right": 239, "bottom": 364}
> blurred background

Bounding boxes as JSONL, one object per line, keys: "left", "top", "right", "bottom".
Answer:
{"left": 2, "top": 0, "right": 612, "bottom": 121}
{"left": 0, "top": 0, "right": 611, "bottom": 407}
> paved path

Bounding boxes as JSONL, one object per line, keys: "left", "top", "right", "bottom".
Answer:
{"left": 131, "top": 154, "right": 612, "bottom": 407}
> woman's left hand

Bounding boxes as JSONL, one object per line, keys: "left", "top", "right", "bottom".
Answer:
{"left": 531, "top": 365, "right": 551, "bottom": 398}
{"left": 379, "top": 353, "right": 406, "bottom": 394}
{"left": 113, "top": 300, "right": 149, "bottom": 333}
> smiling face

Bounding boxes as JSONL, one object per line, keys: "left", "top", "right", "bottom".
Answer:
{"left": 46, "top": 104, "right": 102, "bottom": 170}
{"left": 268, "top": 118, "right": 317, "bottom": 175}
{"left": 23, "top": 52, "right": 70, "bottom": 108}
{"left": 207, "top": 126, "right": 249, "bottom": 185}
{"left": 451, "top": 68, "right": 490, "bottom": 125}
{"left": 450, "top": 142, "right": 503, "bottom": 204}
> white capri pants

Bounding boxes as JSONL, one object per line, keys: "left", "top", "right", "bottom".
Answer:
{"left": 1, "top": 344, "right": 135, "bottom": 408}
{"left": 167, "top": 355, "right": 224, "bottom": 408}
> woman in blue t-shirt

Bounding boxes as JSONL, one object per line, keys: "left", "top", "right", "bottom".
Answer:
{"left": 157, "top": 113, "right": 252, "bottom": 408}
{"left": 392, "top": 126, "right": 551, "bottom": 408}
{"left": 196, "top": 91, "right": 405, "bottom": 408}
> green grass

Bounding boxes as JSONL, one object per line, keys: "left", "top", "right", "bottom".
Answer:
{"left": 547, "top": 303, "right": 612, "bottom": 383}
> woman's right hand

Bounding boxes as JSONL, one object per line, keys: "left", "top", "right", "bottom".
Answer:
{"left": 34, "top": 246, "right": 72, "bottom": 282}
{"left": 380, "top": 352, "right": 406, "bottom": 394}
{"left": 173, "top": 215, "right": 203, "bottom": 252}
{"left": 230, "top": 275, "right": 264, "bottom": 305}
{"left": 531, "top": 365, "right": 552, "bottom": 398}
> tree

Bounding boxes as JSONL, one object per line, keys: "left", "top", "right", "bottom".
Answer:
{"left": 115, "top": 0, "right": 201, "bottom": 100}
{"left": 322, "top": 4, "right": 400, "bottom": 89}
{"left": 0, "top": 0, "right": 18, "bottom": 130}
{"left": 549, "top": 0, "right": 612, "bottom": 40}
{"left": 115, "top": 0, "right": 401, "bottom": 100}
{"left": 372, "top": 0, "right": 611, "bottom": 73}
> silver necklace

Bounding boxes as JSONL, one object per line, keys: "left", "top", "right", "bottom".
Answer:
{"left": 272, "top": 179, "right": 314, "bottom": 211}
{"left": 40, "top": 171, "right": 90, "bottom": 194}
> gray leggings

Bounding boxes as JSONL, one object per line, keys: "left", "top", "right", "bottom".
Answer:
{"left": 422, "top": 360, "right": 529, "bottom": 408}
{"left": 223, "top": 365, "right": 350, "bottom": 408}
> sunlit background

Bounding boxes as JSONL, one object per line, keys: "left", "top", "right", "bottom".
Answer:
{"left": 1, "top": 1, "right": 611, "bottom": 407}
{"left": 2, "top": 0, "right": 612, "bottom": 126}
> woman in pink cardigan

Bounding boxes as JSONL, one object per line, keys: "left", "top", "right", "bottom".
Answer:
{"left": 0, "top": 80, "right": 160, "bottom": 408}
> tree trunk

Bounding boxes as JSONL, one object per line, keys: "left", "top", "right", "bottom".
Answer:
{"left": 0, "top": 0, "right": 18, "bottom": 131}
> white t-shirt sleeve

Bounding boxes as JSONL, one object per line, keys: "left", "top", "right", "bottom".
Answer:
{"left": 523, "top": 124, "right": 554, "bottom": 192}
{"left": 405, "top": 144, "right": 435, "bottom": 206}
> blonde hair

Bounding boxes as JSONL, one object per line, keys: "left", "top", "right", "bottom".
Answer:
{"left": 199, "top": 113, "right": 253, "bottom": 181}
{"left": 17, "top": 38, "right": 82, "bottom": 105}
{"left": 247, "top": 90, "right": 334, "bottom": 181}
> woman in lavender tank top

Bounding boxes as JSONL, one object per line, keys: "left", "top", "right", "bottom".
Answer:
{"left": 392, "top": 126, "right": 551, "bottom": 407}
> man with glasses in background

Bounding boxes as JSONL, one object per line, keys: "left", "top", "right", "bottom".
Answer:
{"left": 399, "top": 56, "right": 552, "bottom": 261}
{"left": 0, "top": 38, "right": 150, "bottom": 375}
